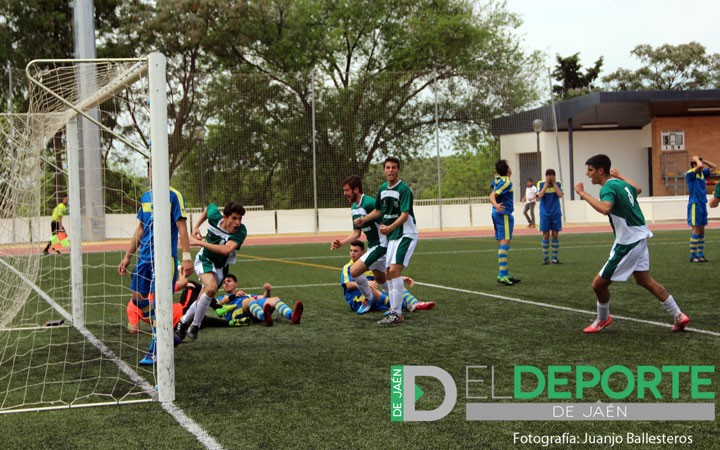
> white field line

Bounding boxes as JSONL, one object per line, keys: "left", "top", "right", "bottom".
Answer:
{"left": 230, "top": 279, "right": 719, "bottom": 337}
{"left": 415, "top": 282, "right": 720, "bottom": 337}
{"left": 0, "top": 257, "right": 224, "bottom": 450}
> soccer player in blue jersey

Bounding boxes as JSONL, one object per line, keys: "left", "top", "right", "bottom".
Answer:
{"left": 537, "top": 168, "right": 564, "bottom": 264}
{"left": 177, "top": 202, "right": 247, "bottom": 341}
{"left": 340, "top": 241, "right": 434, "bottom": 314}
{"left": 685, "top": 156, "right": 716, "bottom": 262}
{"left": 331, "top": 175, "right": 387, "bottom": 308}
{"left": 118, "top": 169, "right": 193, "bottom": 365}
{"left": 489, "top": 159, "right": 520, "bottom": 286}
{"left": 575, "top": 154, "right": 690, "bottom": 333}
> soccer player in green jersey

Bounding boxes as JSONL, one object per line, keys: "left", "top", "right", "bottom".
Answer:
{"left": 331, "top": 175, "right": 387, "bottom": 307}
{"left": 178, "top": 202, "right": 247, "bottom": 341}
{"left": 355, "top": 157, "right": 418, "bottom": 325}
{"left": 575, "top": 154, "right": 690, "bottom": 333}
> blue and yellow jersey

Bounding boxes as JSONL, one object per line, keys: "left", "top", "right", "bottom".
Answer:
{"left": 340, "top": 260, "right": 374, "bottom": 306}
{"left": 686, "top": 167, "right": 710, "bottom": 204}
{"left": 492, "top": 176, "right": 514, "bottom": 215}
{"left": 537, "top": 181, "right": 563, "bottom": 217}
{"left": 136, "top": 187, "right": 187, "bottom": 263}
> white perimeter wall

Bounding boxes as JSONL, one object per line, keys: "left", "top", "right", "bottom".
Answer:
{"left": 4, "top": 195, "right": 714, "bottom": 244}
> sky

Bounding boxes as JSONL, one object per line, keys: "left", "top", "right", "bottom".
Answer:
{"left": 506, "top": 0, "right": 720, "bottom": 76}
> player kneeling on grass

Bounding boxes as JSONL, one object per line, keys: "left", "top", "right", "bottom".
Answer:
{"left": 341, "top": 241, "right": 434, "bottom": 315}
{"left": 575, "top": 154, "right": 690, "bottom": 333}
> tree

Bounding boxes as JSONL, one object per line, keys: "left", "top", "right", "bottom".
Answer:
{"left": 602, "top": 42, "right": 720, "bottom": 91}
{"left": 552, "top": 53, "right": 604, "bottom": 100}
{"left": 193, "top": 0, "right": 543, "bottom": 208}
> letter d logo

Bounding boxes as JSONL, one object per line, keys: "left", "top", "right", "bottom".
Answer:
{"left": 399, "top": 366, "right": 457, "bottom": 421}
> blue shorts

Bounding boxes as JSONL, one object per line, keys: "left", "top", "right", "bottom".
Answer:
{"left": 539, "top": 214, "right": 562, "bottom": 232}
{"left": 492, "top": 211, "right": 514, "bottom": 241}
{"left": 130, "top": 256, "right": 179, "bottom": 296}
{"left": 688, "top": 202, "right": 708, "bottom": 227}
{"left": 345, "top": 290, "right": 390, "bottom": 313}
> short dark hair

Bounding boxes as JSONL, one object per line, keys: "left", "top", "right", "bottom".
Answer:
{"left": 527, "top": 178, "right": 533, "bottom": 182}
{"left": 585, "top": 154, "right": 611, "bottom": 173}
{"left": 495, "top": 159, "right": 509, "bottom": 176}
{"left": 342, "top": 175, "right": 363, "bottom": 192}
{"left": 223, "top": 202, "right": 246, "bottom": 217}
{"left": 384, "top": 156, "right": 401, "bottom": 169}
{"left": 545, "top": 168, "right": 556, "bottom": 176}
{"left": 223, "top": 274, "right": 237, "bottom": 282}
{"left": 350, "top": 240, "right": 365, "bottom": 250}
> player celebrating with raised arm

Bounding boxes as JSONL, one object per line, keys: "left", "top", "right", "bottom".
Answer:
{"left": 537, "top": 168, "right": 564, "bottom": 264}
{"left": 685, "top": 155, "right": 716, "bottom": 262}
{"left": 575, "top": 154, "right": 690, "bottom": 333}
{"left": 355, "top": 156, "right": 417, "bottom": 325}
{"left": 175, "top": 202, "right": 247, "bottom": 341}
{"left": 489, "top": 159, "right": 520, "bottom": 286}
{"left": 330, "top": 175, "right": 387, "bottom": 308}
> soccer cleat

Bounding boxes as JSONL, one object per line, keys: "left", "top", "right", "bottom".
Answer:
{"left": 186, "top": 324, "right": 200, "bottom": 341}
{"left": 263, "top": 303, "right": 274, "bottom": 327}
{"left": 690, "top": 257, "right": 700, "bottom": 263}
{"left": 291, "top": 301, "right": 304, "bottom": 324}
{"left": 377, "top": 311, "right": 404, "bottom": 325}
{"left": 413, "top": 301, "right": 436, "bottom": 311}
{"left": 508, "top": 277, "right": 521, "bottom": 284}
{"left": 497, "top": 276, "right": 514, "bottom": 286}
{"left": 229, "top": 317, "right": 251, "bottom": 326}
{"left": 697, "top": 256, "right": 708, "bottom": 263}
{"left": 583, "top": 316, "right": 613, "bottom": 333}
{"left": 551, "top": 259, "right": 561, "bottom": 264}
{"left": 356, "top": 302, "right": 372, "bottom": 315}
{"left": 140, "top": 339, "right": 156, "bottom": 365}
{"left": 542, "top": 259, "right": 550, "bottom": 265}
{"left": 174, "top": 320, "right": 190, "bottom": 341}
{"left": 672, "top": 313, "right": 690, "bottom": 332}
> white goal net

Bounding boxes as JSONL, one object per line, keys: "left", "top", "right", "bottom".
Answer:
{"left": 0, "top": 53, "right": 175, "bottom": 413}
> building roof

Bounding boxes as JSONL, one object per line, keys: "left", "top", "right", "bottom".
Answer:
{"left": 492, "top": 90, "right": 720, "bottom": 135}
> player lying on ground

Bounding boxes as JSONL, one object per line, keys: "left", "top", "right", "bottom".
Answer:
{"left": 341, "top": 240, "right": 435, "bottom": 314}
{"left": 175, "top": 275, "right": 303, "bottom": 343}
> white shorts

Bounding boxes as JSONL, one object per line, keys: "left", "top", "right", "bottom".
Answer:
{"left": 599, "top": 239, "right": 650, "bottom": 282}
{"left": 194, "top": 255, "right": 225, "bottom": 286}
{"left": 386, "top": 235, "right": 418, "bottom": 268}
{"left": 360, "top": 245, "right": 387, "bottom": 273}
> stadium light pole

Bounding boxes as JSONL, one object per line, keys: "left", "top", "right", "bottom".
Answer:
{"left": 532, "top": 118, "right": 543, "bottom": 153}
{"left": 195, "top": 126, "right": 206, "bottom": 207}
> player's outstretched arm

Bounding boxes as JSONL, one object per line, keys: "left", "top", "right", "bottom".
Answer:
{"left": 354, "top": 209, "right": 381, "bottom": 227}
{"left": 331, "top": 229, "right": 361, "bottom": 250}
{"left": 610, "top": 168, "right": 642, "bottom": 195}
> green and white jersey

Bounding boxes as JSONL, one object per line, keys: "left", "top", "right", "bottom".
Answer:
{"left": 600, "top": 178, "right": 652, "bottom": 245}
{"left": 351, "top": 194, "right": 384, "bottom": 248}
{"left": 375, "top": 180, "right": 417, "bottom": 241}
{"left": 198, "top": 203, "right": 248, "bottom": 268}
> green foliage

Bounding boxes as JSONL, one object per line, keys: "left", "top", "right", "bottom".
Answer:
{"left": 552, "top": 53, "right": 604, "bottom": 100}
{"left": 602, "top": 42, "right": 720, "bottom": 90}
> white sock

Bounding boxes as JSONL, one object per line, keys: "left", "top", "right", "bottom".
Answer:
{"left": 192, "top": 293, "right": 212, "bottom": 326}
{"left": 390, "top": 277, "right": 404, "bottom": 314}
{"left": 181, "top": 303, "right": 196, "bottom": 324}
{"left": 354, "top": 275, "right": 374, "bottom": 303}
{"left": 661, "top": 295, "right": 681, "bottom": 319}
{"left": 597, "top": 301, "right": 610, "bottom": 322}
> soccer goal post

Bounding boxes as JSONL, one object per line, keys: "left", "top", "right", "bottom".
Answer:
{"left": 0, "top": 52, "right": 175, "bottom": 413}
